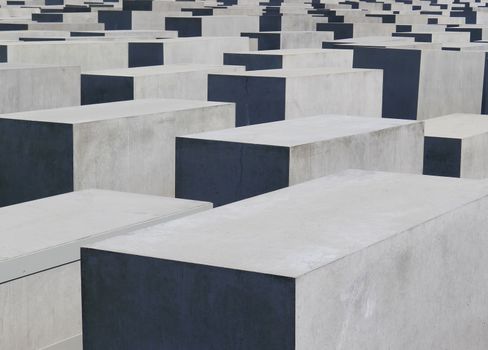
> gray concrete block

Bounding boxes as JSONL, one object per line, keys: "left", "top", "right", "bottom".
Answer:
{"left": 423, "top": 113, "right": 488, "bottom": 178}
{"left": 0, "top": 189, "right": 211, "bottom": 350}
{"left": 81, "top": 64, "right": 244, "bottom": 104}
{"left": 208, "top": 67, "right": 382, "bottom": 126}
{"left": 0, "top": 99, "right": 235, "bottom": 206}
{"left": 82, "top": 170, "right": 488, "bottom": 349}
{"left": 176, "top": 115, "right": 423, "bottom": 205}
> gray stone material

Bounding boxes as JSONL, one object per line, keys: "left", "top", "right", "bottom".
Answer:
{"left": 208, "top": 67, "right": 383, "bottom": 126}
{"left": 0, "top": 99, "right": 235, "bottom": 206}
{"left": 0, "top": 63, "right": 80, "bottom": 113}
{"left": 176, "top": 115, "right": 424, "bottom": 205}
{"left": 423, "top": 113, "right": 488, "bottom": 178}
{"left": 82, "top": 170, "right": 488, "bottom": 349}
{"left": 0, "top": 189, "right": 211, "bottom": 350}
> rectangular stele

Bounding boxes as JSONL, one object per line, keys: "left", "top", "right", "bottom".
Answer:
{"left": 176, "top": 115, "right": 423, "bottom": 206}
{"left": 0, "top": 99, "right": 234, "bottom": 207}
{"left": 208, "top": 67, "right": 383, "bottom": 126}
{"left": 82, "top": 170, "right": 488, "bottom": 349}
{"left": 0, "top": 190, "right": 211, "bottom": 350}
{"left": 423, "top": 113, "right": 488, "bottom": 178}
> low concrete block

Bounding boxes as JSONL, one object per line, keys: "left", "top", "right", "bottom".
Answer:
{"left": 82, "top": 170, "right": 488, "bottom": 349}
{"left": 0, "top": 99, "right": 234, "bottom": 206}
{"left": 176, "top": 115, "right": 423, "bottom": 205}
{"left": 0, "top": 189, "right": 211, "bottom": 350}
{"left": 208, "top": 67, "right": 382, "bottom": 126}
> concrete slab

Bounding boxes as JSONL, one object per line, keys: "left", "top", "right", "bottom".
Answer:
{"left": 0, "top": 98, "right": 235, "bottom": 206}
{"left": 208, "top": 67, "right": 382, "bottom": 126}
{"left": 0, "top": 189, "right": 211, "bottom": 350}
{"left": 81, "top": 64, "right": 244, "bottom": 104}
{"left": 82, "top": 170, "right": 488, "bottom": 349}
{"left": 176, "top": 114, "right": 424, "bottom": 205}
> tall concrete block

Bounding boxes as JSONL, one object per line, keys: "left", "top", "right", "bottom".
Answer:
{"left": 208, "top": 67, "right": 382, "bottom": 126}
{"left": 0, "top": 63, "right": 80, "bottom": 113}
{"left": 0, "top": 99, "right": 235, "bottom": 206}
{"left": 82, "top": 170, "right": 488, "bottom": 349}
{"left": 423, "top": 113, "right": 488, "bottom": 178}
{"left": 352, "top": 47, "right": 485, "bottom": 119}
{"left": 0, "top": 189, "right": 211, "bottom": 350}
{"left": 176, "top": 115, "right": 423, "bottom": 205}
{"left": 165, "top": 15, "right": 260, "bottom": 37}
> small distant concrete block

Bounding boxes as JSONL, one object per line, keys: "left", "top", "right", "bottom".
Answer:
{"left": 423, "top": 113, "right": 488, "bottom": 178}
{"left": 82, "top": 170, "right": 488, "bottom": 349}
{"left": 81, "top": 64, "right": 244, "bottom": 104}
{"left": 224, "top": 48, "right": 353, "bottom": 71}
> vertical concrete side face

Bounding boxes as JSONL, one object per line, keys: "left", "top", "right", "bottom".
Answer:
{"left": 417, "top": 50, "right": 485, "bottom": 120}
{"left": 353, "top": 47, "right": 421, "bottom": 120}
{"left": 81, "top": 75, "right": 134, "bottom": 105}
{"left": 223, "top": 53, "right": 283, "bottom": 71}
{"left": 98, "top": 11, "right": 132, "bottom": 30}
{"left": 295, "top": 197, "right": 488, "bottom": 349}
{"left": 175, "top": 138, "right": 290, "bottom": 206}
{"left": 289, "top": 123, "right": 424, "bottom": 185}
{"left": 0, "top": 119, "right": 74, "bottom": 207}
{"left": 208, "top": 75, "right": 286, "bottom": 126}
{"left": 81, "top": 249, "right": 296, "bottom": 350}
{"left": 128, "top": 42, "right": 164, "bottom": 67}
{"left": 481, "top": 53, "right": 488, "bottom": 114}
{"left": 460, "top": 134, "right": 488, "bottom": 178}
{"left": 73, "top": 114, "right": 175, "bottom": 196}
{"left": 285, "top": 70, "right": 383, "bottom": 119}
{"left": 0, "top": 46, "right": 7, "bottom": 62}
{"left": 165, "top": 17, "right": 202, "bottom": 37}
{"left": 423, "top": 136, "right": 462, "bottom": 177}
{"left": 0, "top": 262, "right": 81, "bottom": 350}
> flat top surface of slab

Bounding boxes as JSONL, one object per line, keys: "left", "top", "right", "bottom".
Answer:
{"left": 424, "top": 113, "right": 488, "bottom": 138}
{"left": 84, "top": 64, "right": 242, "bottom": 76}
{"left": 211, "top": 67, "right": 374, "bottom": 78}
{"left": 0, "top": 190, "right": 209, "bottom": 264}
{"left": 89, "top": 170, "right": 488, "bottom": 278}
{"left": 0, "top": 99, "right": 229, "bottom": 124}
{"left": 181, "top": 115, "right": 418, "bottom": 147}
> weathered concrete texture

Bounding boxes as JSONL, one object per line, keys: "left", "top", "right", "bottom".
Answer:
{"left": 82, "top": 170, "right": 488, "bottom": 350}
{"left": 81, "top": 64, "right": 244, "bottom": 104}
{"left": 208, "top": 67, "right": 382, "bottom": 126}
{"left": 0, "top": 189, "right": 211, "bottom": 350}
{"left": 176, "top": 115, "right": 424, "bottom": 205}
{"left": 224, "top": 48, "right": 353, "bottom": 71}
{"left": 423, "top": 113, "right": 488, "bottom": 178}
{"left": 0, "top": 99, "right": 234, "bottom": 206}
{"left": 0, "top": 63, "right": 80, "bottom": 113}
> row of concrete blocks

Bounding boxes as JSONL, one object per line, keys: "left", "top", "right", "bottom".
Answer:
{"left": 0, "top": 99, "right": 486, "bottom": 206}
{"left": 4, "top": 43, "right": 488, "bottom": 120}
{"left": 3, "top": 167, "right": 488, "bottom": 349}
